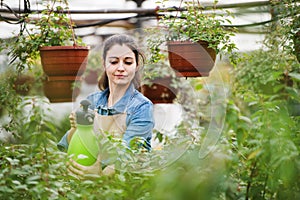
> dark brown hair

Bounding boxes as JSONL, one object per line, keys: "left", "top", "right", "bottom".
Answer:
{"left": 98, "top": 34, "right": 145, "bottom": 91}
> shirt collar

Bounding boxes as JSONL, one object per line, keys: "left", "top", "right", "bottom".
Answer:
{"left": 98, "top": 83, "right": 135, "bottom": 115}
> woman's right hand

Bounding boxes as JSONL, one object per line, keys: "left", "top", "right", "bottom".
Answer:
{"left": 67, "top": 112, "right": 77, "bottom": 143}
{"left": 69, "top": 112, "right": 77, "bottom": 129}
{"left": 67, "top": 154, "right": 103, "bottom": 179}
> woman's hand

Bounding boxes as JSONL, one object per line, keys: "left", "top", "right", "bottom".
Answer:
{"left": 67, "top": 112, "right": 77, "bottom": 143}
{"left": 67, "top": 154, "right": 102, "bottom": 179}
{"left": 69, "top": 112, "right": 77, "bottom": 129}
{"left": 102, "top": 164, "right": 115, "bottom": 176}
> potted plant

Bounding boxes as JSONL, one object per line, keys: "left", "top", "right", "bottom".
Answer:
{"left": 141, "top": 61, "right": 178, "bottom": 104}
{"left": 142, "top": 30, "right": 199, "bottom": 104}
{"left": 7, "top": 0, "right": 89, "bottom": 102}
{"left": 140, "top": 32, "right": 179, "bottom": 104}
{"left": 147, "top": 0, "right": 236, "bottom": 77}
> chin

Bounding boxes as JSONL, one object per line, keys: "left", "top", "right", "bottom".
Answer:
{"left": 114, "top": 80, "right": 130, "bottom": 86}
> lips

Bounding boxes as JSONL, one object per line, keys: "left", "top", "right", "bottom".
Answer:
{"left": 114, "top": 74, "right": 128, "bottom": 78}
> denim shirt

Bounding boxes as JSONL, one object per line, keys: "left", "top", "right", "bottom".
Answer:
{"left": 57, "top": 83, "right": 154, "bottom": 151}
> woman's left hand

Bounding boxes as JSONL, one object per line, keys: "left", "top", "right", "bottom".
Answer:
{"left": 67, "top": 154, "right": 102, "bottom": 179}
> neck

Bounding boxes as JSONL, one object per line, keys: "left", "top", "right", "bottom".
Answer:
{"left": 108, "top": 83, "right": 130, "bottom": 107}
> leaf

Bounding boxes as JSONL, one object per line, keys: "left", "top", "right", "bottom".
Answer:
{"left": 6, "top": 157, "right": 20, "bottom": 166}
{"left": 238, "top": 116, "right": 252, "bottom": 124}
{"left": 26, "top": 175, "right": 41, "bottom": 182}
{"left": 12, "top": 180, "right": 21, "bottom": 185}
{"left": 288, "top": 72, "right": 300, "bottom": 81}
{"left": 82, "top": 180, "right": 95, "bottom": 185}
{"left": 26, "top": 181, "right": 39, "bottom": 185}
{"left": 248, "top": 101, "right": 258, "bottom": 106}
{"left": 117, "top": 174, "right": 126, "bottom": 182}
{"left": 247, "top": 149, "right": 261, "bottom": 160}
{"left": 286, "top": 87, "right": 300, "bottom": 101}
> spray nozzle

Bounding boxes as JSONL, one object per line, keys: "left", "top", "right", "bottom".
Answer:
{"left": 80, "top": 99, "right": 91, "bottom": 111}
{"left": 76, "top": 99, "right": 95, "bottom": 125}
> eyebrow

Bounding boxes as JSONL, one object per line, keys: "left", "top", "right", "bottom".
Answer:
{"left": 108, "top": 56, "right": 134, "bottom": 60}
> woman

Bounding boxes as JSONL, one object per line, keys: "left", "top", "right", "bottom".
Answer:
{"left": 57, "top": 34, "right": 154, "bottom": 177}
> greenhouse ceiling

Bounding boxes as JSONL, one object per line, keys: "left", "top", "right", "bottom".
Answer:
{"left": 0, "top": 0, "right": 272, "bottom": 51}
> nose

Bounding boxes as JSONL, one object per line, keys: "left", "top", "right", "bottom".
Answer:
{"left": 117, "top": 61, "right": 125, "bottom": 71}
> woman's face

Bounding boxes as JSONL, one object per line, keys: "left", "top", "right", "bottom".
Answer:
{"left": 104, "top": 44, "right": 137, "bottom": 88}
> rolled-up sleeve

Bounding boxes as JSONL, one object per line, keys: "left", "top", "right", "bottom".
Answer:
{"left": 57, "top": 131, "right": 70, "bottom": 152}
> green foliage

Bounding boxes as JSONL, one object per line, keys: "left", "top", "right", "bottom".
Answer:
{"left": 34, "top": 2, "right": 74, "bottom": 47}
{"left": 147, "top": 145, "right": 229, "bottom": 200}
{"left": 223, "top": 8, "right": 300, "bottom": 196}
{"left": 146, "top": 0, "right": 237, "bottom": 66}
{"left": 218, "top": 1, "right": 300, "bottom": 198}
{"left": 270, "top": 0, "right": 300, "bottom": 52}
{"left": 0, "top": 1, "right": 300, "bottom": 199}
{"left": 0, "top": 96, "right": 70, "bottom": 199}
{"left": 0, "top": 144, "right": 68, "bottom": 200}
{"left": 6, "top": 0, "right": 84, "bottom": 72}
{"left": 223, "top": 91, "right": 300, "bottom": 199}
{"left": 0, "top": 72, "right": 22, "bottom": 119}
{"left": 160, "top": 1, "right": 236, "bottom": 53}
{"left": 234, "top": 49, "right": 299, "bottom": 96}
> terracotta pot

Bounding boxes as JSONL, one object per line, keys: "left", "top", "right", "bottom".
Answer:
{"left": 39, "top": 46, "right": 90, "bottom": 77}
{"left": 84, "top": 69, "right": 101, "bottom": 85}
{"left": 43, "top": 76, "right": 81, "bottom": 103}
{"left": 141, "top": 77, "right": 177, "bottom": 104}
{"left": 167, "top": 41, "right": 216, "bottom": 77}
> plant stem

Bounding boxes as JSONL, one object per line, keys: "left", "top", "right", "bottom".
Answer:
{"left": 262, "top": 174, "right": 268, "bottom": 199}
{"left": 246, "top": 160, "right": 257, "bottom": 200}
{"left": 67, "top": 10, "right": 76, "bottom": 46}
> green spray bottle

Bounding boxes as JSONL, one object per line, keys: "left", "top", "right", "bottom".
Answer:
{"left": 67, "top": 99, "right": 99, "bottom": 166}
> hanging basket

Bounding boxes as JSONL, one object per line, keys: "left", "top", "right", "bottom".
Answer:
{"left": 43, "top": 76, "right": 81, "bottom": 103}
{"left": 83, "top": 68, "right": 102, "bottom": 85}
{"left": 167, "top": 40, "right": 216, "bottom": 77}
{"left": 141, "top": 77, "right": 177, "bottom": 104}
{"left": 39, "top": 46, "right": 90, "bottom": 77}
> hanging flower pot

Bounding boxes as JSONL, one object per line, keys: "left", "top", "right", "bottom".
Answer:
{"left": 83, "top": 68, "right": 102, "bottom": 85}
{"left": 141, "top": 77, "right": 177, "bottom": 104}
{"left": 39, "top": 46, "right": 90, "bottom": 77}
{"left": 43, "top": 76, "right": 81, "bottom": 103}
{"left": 147, "top": 1, "right": 236, "bottom": 78}
{"left": 167, "top": 40, "right": 216, "bottom": 77}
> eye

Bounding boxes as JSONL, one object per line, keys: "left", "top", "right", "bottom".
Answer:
{"left": 124, "top": 58, "right": 134, "bottom": 65}
{"left": 110, "top": 60, "right": 118, "bottom": 65}
{"left": 125, "top": 61, "right": 133, "bottom": 65}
